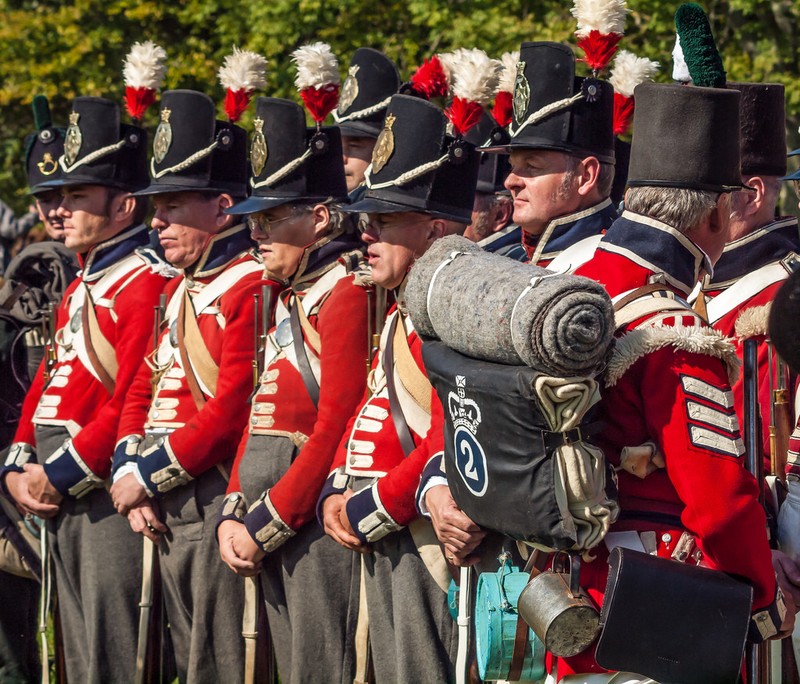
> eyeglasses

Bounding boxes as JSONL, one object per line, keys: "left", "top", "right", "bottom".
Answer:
{"left": 247, "top": 211, "right": 305, "bottom": 236}
{"left": 356, "top": 214, "right": 431, "bottom": 236}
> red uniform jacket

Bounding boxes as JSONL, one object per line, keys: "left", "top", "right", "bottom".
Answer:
{"left": 113, "top": 224, "right": 265, "bottom": 495}
{"left": 696, "top": 216, "right": 800, "bottom": 466}
{"left": 1, "top": 224, "right": 172, "bottom": 497}
{"left": 556, "top": 210, "right": 783, "bottom": 677}
{"left": 218, "top": 236, "right": 371, "bottom": 551}
{"left": 317, "top": 303, "right": 446, "bottom": 545}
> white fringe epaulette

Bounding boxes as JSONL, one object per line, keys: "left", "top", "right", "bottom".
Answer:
{"left": 438, "top": 48, "right": 501, "bottom": 105}
{"left": 605, "top": 325, "right": 741, "bottom": 387}
{"left": 123, "top": 41, "right": 168, "bottom": 90}
{"left": 609, "top": 50, "right": 659, "bottom": 98}
{"left": 292, "top": 42, "right": 339, "bottom": 90}
{"left": 498, "top": 51, "right": 520, "bottom": 94}
{"left": 734, "top": 303, "right": 771, "bottom": 340}
{"left": 571, "top": 0, "right": 628, "bottom": 36}
{"left": 218, "top": 47, "right": 268, "bottom": 91}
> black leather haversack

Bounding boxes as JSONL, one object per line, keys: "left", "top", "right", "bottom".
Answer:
{"left": 596, "top": 547, "right": 753, "bottom": 684}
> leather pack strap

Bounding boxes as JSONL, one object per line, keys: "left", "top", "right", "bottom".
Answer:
{"left": 289, "top": 296, "right": 320, "bottom": 409}
{"left": 81, "top": 287, "right": 117, "bottom": 394}
{"left": 392, "top": 315, "right": 432, "bottom": 415}
{"left": 508, "top": 549, "right": 550, "bottom": 681}
{"left": 612, "top": 283, "right": 671, "bottom": 313}
{"left": 384, "top": 314, "right": 416, "bottom": 457}
{"left": 176, "top": 291, "right": 209, "bottom": 411}
{"left": 295, "top": 293, "right": 324, "bottom": 355}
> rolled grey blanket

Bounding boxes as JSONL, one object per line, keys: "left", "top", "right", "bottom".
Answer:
{"left": 406, "top": 235, "right": 614, "bottom": 375}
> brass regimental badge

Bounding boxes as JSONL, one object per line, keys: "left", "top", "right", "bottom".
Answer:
{"left": 513, "top": 62, "right": 531, "bottom": 126}
{"left": 38, "top": 152, "right": 58, "bottom": 176}
{"left": 64, "top": 111, "right": 82, "bottom": 167}
{"left": 250, "top": 117, "right": 268, "bottom": 177}
{"left": 339, "top": 65, "right": 360, "bottom": 114}
{"left": 372, "top": 113, "right": 396, "bottom": 174}
{"left": 153, "top": 108, "right": 173, "bottom": 164}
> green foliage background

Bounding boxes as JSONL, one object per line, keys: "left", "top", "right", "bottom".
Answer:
{"left": 1, "top": 0, "right": 799, "bottom": 213}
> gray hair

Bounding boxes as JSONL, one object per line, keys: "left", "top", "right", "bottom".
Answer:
{"left": 290, "top": 199, "right": 351, "bottom": 233}
{"left": 624, "top": 186, "right": 723, "bottom": 234}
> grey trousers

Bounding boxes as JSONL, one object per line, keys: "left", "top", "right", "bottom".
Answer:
{"left": 363, "top": 526, "right": 458, "bottom": 683}
{"left": 0, "top": 570, "right": 40, "bottom": 683}
{"left": 158, "top": 465, "right": 245, "bottom": 684}
{"left": 37, "top": 425, "right": 142, "bottom": 684}
{"left": 239, "top": 434, "right": 359, "bottom": 684}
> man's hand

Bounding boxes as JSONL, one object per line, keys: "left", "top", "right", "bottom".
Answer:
{"left": 322, "top": 491, "right": 370, "bottom": 553}
{"left": 425, "top": 484, "right": 486, "bottom": 566}
{"left": 127, "top": 500, "right": 167, "bottom": 543}
{"left": 217, "top": 520, "right": 262, "bottom": 577}
{"left": 4, "top": 471, "right": 60, "bottom": 518}
{"left": 110, "top": 473, "right": 147, "bottom": 515}
{"left": 23, "top": 463, "right": 63, "bottom": 509}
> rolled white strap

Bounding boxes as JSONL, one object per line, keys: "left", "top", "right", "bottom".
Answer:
{"left": 426, "top": 250, "right": 467, "bottom": 320}
{"left": 510, "top": 93, "right": 585, "bottom": 138}
{"left": 364, "top": 153, "right": 449, "bottom": 190}
{"left": 509, "top": 272, "right": 562, "bottom": 333}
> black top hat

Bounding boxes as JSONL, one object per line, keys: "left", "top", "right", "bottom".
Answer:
{"left": 465, "top": 113, "right": 510, "bottom": 195}
{"left": 52, "top": 97, "right": 148, "bottom": 192}
{"left": 227, "top": 97, "right": 348, "bottom": 215}
{"left": 347, "top": 94, "right": 480, "bottom": 223}
{"left": 628, "top": 82, "right": 744, "bottom": 192}
{"left": 483, "top": 42, "right": 615, "bottom": 164}
{"left": 136, "top": 90, "right": 247, "bottom": 197}
{"left": 334, "top": 48, "right": 400, "bottom": 139}
{"left": 726, "top": 82, "right": 786, "bottom": 178}
{"left": 25, "top": 95, "right": 65, "bottom": 195}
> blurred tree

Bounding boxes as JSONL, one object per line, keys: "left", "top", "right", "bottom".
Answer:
{"left": 1, "top": 0, "right": 799, "bottom": 211}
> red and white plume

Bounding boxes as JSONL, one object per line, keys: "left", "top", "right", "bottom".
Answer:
{"left": 571, "top": 0, "right": 629, "bottom": 73}
{"left": 123, "top": 41, "right": 167, "bottom": 122}
{"left": 218, "top": 47, "right": 268, "bottom": 123}
{"left": 408, "top": 56, "right": 450, "bottom": 100}
{"left": 439, "top": 48, "right": 501, "bottom": 137}
{"left": 492, "top": 51, "right": 518, "bottom": 128}
{"left": 292, "top": 42, "right": 340, "bottom": 124}
{"left": 608, "top": 50, "right": 659, "bottom": 135}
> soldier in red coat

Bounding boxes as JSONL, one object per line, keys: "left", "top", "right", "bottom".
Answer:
{"left": 0, "top": 96, "right": 171, "bottom": 682}
{"left": 483, "top": 42, "right": 618, "bottom": 270}
{"left": 214, "top": 96, "right": 369, "bottom": 683}
{"left": 108, "top": 89, "right": 263, "bottom": 682}
{"left": 317, "top": 93, "right": 480, "bottom": 682}
{"left": 555, "top": 82, "right": 793, "bottom": 681}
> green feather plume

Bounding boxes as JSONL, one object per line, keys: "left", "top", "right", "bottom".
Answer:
{"left": 32, "top": 94, "right": 51, "bottom": 131}
{"left": 675, "top": 3, "right": 726, "bottom": 88}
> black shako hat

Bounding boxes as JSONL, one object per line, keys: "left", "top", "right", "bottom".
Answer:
{"left": 227, "top": 97, "right": 348, "bottom": 215}
{"left": 483, "top": 42, "right": 615, "bottom": 164}
{"left": 25, "top": 95, "right": 65, "bottom": 195}
{"left": 136, "top": 90, "right": 247, "bottom": 197}
{"left": 348, "top": 94, "right": 480, "bottom": 224}
{"left": 727, "top": 82, "right": 786, "bottom": 177}
{"left": 465, "top": 112, "right": 510, "bottom": 195}
{"left": 768, "top": 269, "right": 800, "bottom": 375}
{"left": 54, "top": 96, "right": 148, "bottom": 191}
{"left": 628, "top": 82, "right": 744, "bottom": 192}
{"left": 333, "top": 48, "right": 400, "bottom": 139}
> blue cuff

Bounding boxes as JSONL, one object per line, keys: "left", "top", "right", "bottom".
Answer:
{"left": 345, "top": 483, "right": 401, "bottom": 545}
{"left": 137, "top": 438, "right": 192, "bottom": 496}
{"left": 244, "top": 490, "right": 295, "bottom": 553}
{"left": 43, "top": 441, "right": 102, "bottom": 498}
{"left": 214, "top": 492, "right": 248, "bottom": 544}
{"left": 416, "top": 451, "right": 446, "bottom": 514}
{"left": 749, "top": 585, "right": 787, "bottom": 643}
{"left": 316, "top": 466, "right": 350, "bottom": 527}
{"left": 1, "top": 443, "right": 36, "bottom": 495}
{"left": 111, "top": 435, "right": 143, "bottom": 475}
